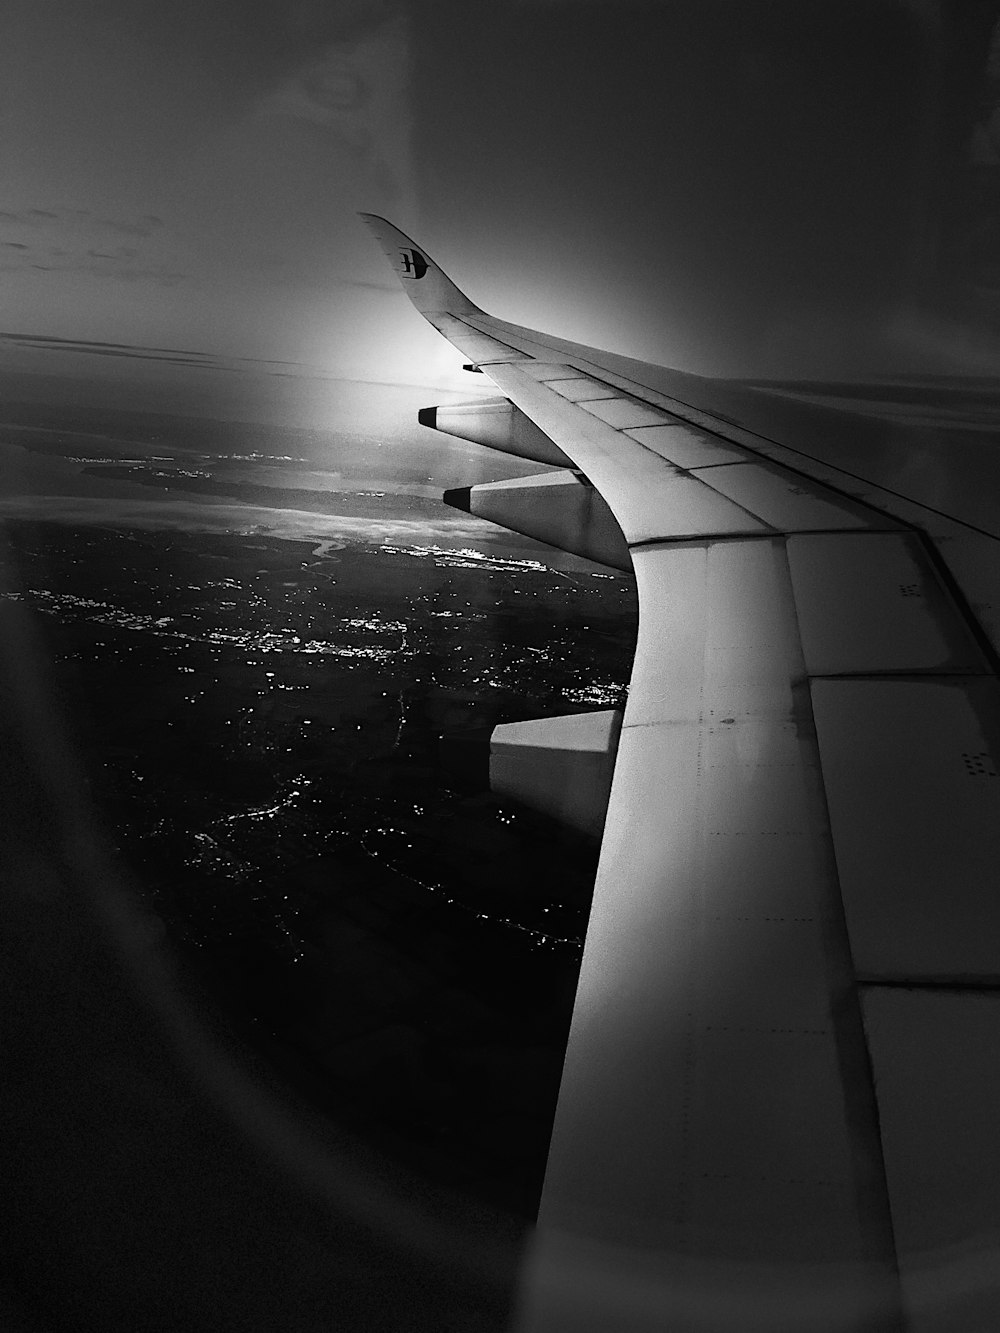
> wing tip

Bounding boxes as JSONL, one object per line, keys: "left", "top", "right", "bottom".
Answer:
{"left": 359, "top": 210, "right": 481, "bottom": 318}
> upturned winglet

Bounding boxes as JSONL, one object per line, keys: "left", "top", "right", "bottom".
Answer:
{"left": 359, "top": 213, "right": 481, "bottom": 317}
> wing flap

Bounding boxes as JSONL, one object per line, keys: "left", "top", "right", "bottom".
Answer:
{"left": 576, "top": 397, "right": 671, "bottom": 429}
{"left": 547, "top": 377, "right": 621, "bottom": 403}
{"left": 860, "top": 989, "right": 1000, "bottom": 1333}
{"left": 813, "top": 677, "right": 1000, "bottom": 981}
{"left": 689, "top": 460, "right": 884, "bottom": 532}
{"left": 787, "top": 532, "right": 991, "bottom": 676}
{"left": 624, "top": 422, "right": 748, "bottom": 467}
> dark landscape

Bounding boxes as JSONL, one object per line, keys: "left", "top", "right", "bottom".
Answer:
{"left": 0, "top": 398, "right": 638, "bottom": 1223}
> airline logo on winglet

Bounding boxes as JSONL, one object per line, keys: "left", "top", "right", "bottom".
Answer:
{"left": 398, "top": 247, "right": 428, "bottom": 279}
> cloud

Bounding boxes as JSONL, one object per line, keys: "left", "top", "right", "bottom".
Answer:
{"left": 0, "top": 206, "right": 162, "bottom": 235}
{"left": 0, "top": 330, "right": 223, "bottom": 367}
{"left": 0, "top": 208, "right": 184, "bottom": 285}
{"left": 341, "top": 278, "right": 398, "bottom": 293}
{"left": 100, "top": 214, "right": 164, "bottom": 238}
{"left": 25, "top": 259, "right": 188, "bottom": 287}
{"left": 0, "top": 209, "right": 57, "bottom": 225}
{"left": 115, "top": 264, "right": 188, "bottom": 287}
{"left": 0, "top": 493, "right": 501, "bottom": 550}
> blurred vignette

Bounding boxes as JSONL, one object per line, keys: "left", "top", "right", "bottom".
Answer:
{"left": 2, "top": 2, "right": 1000, "bottom": 1331}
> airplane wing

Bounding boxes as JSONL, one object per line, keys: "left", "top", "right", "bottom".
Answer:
{"left": 363, "top": 214, "right": 1000, "bottom": 1332}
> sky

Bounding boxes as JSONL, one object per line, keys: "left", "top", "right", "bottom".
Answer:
{"left": 2, "top": 0, "right": 999, "bottom": 431}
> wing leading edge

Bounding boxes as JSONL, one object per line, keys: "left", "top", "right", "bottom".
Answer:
{"left": 364, "top": 214, "right": 1000, "bottom": 1333}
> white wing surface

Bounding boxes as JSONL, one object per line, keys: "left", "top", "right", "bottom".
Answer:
{"left": 363, "top": 214, "right": 1000, "bottom": 1333}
